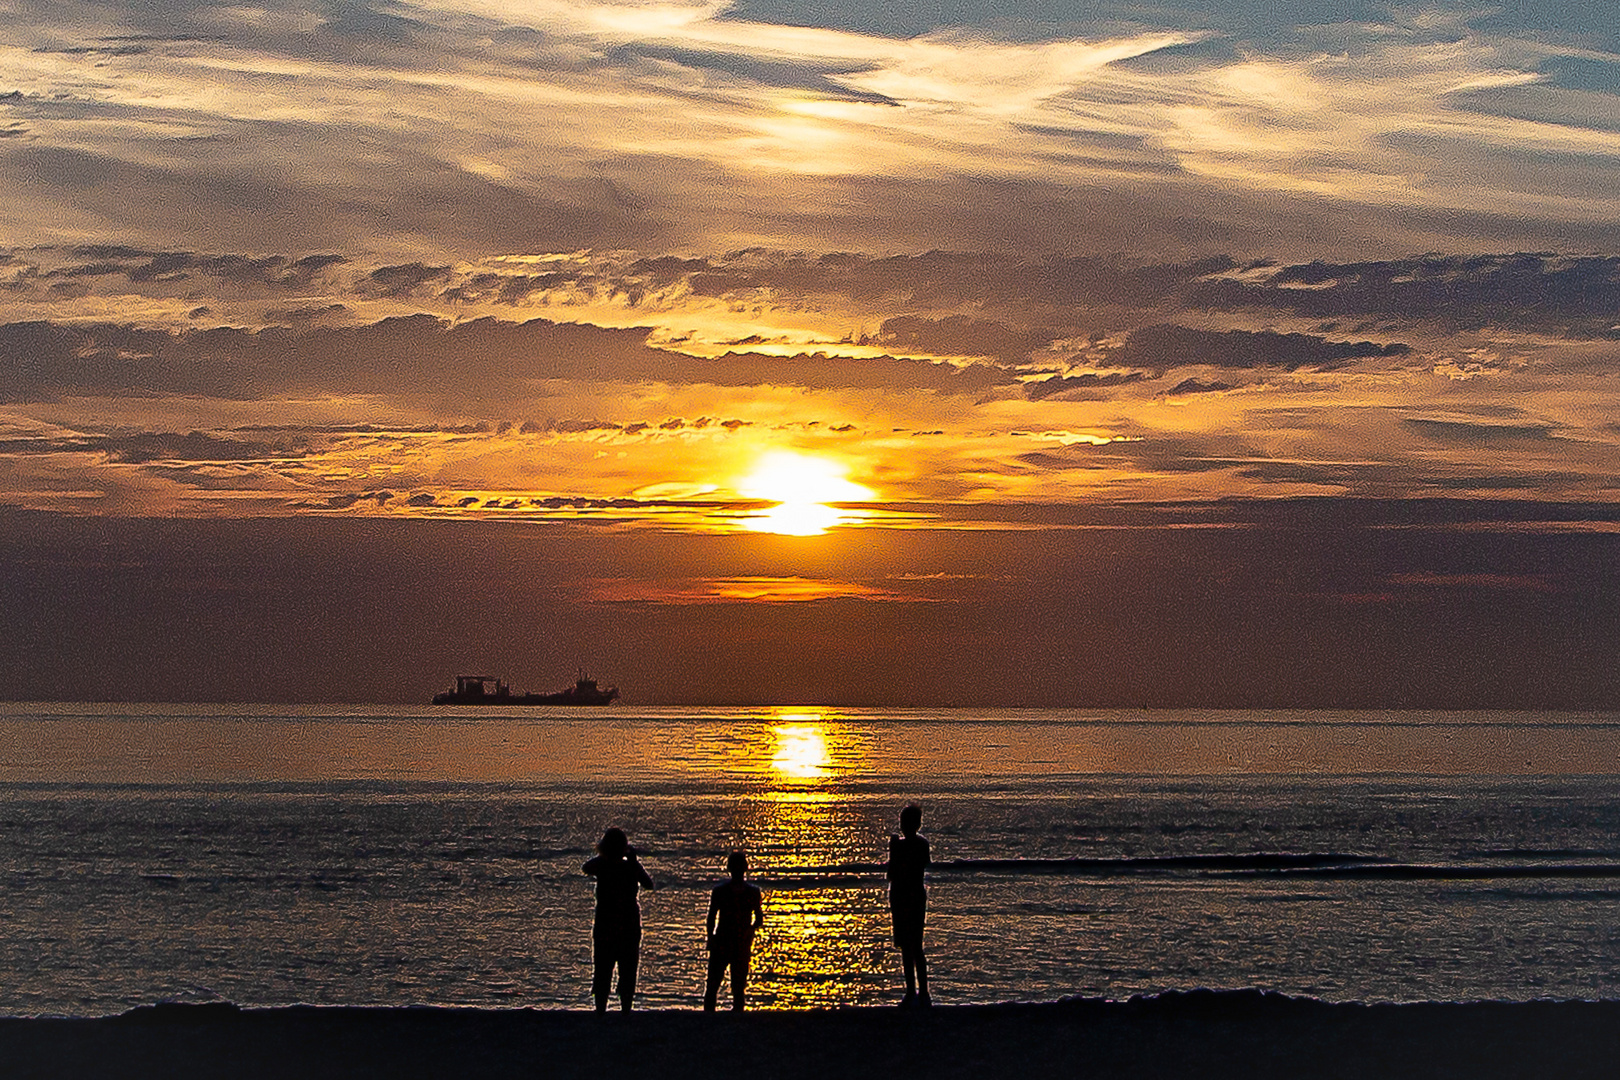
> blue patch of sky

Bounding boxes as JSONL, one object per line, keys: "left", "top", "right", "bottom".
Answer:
{"left": 1451, "top": 85, "right": 1620, "bottom": 137}
{"left": 1106, "top": 34, "right": 1240, "bottom": 74}
{"left": 720, "top": 2, "right": 1384, "bottom": 41}
{"left": 603, "top": 44, "right": 901, "bottom": 104}
{"left": 1476, "top": 2, "right": 1620, "bottom": 49}
{"left": 1540, "top": 55, "right": 1620, "bottom": 95}
{"left": 322, "top": 0, "right": 422, "bottom": 42}
{"left": 720, "top": 1, "right": 1617, "bottom": 52}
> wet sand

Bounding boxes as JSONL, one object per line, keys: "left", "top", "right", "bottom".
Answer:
{"left": 3, "top": 992, "right": 1617, "bottom": 1079}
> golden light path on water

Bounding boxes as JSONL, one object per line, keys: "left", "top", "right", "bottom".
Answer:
{"left": 739, "top": 712, "right": 889, "bottom": 1008}
{"left": 770, "top": 719, "right": 832, "bottom": 778}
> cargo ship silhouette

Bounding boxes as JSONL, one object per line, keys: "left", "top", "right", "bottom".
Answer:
{"left": 432, "top": 672, "right": 620, "bottom": 706}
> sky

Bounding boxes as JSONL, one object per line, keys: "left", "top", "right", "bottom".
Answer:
{"left": 2, "top": 1, "right": 1619, "bottom": 705}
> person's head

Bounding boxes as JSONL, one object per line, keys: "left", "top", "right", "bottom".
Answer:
{"left": 726, "top": 850, "right": 747, "bottom": 879}
{"left": 599, "top": 827, "right": 629, "bottom": 857}
{"left": 900, "top": 804, "right": 922, "bottom": 836}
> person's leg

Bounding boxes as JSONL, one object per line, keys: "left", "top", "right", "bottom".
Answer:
{"left": 900, "top": 939, "right": 921, "bottom": 996}
{"left": 704, "top": 951, "right": 727, "bottom": 1011}
{"left": 592, "top": 937, "right": 614, "bottom": 1012}
{"left": 731, "top": 950, "right": 750, "bottom": 1011}
{"left": 914, "top": 947, "right": 929, "bottom": 1002}
{"left": 915, "top": 903, "right": 929, "bottom": 1002}
{"left": 618, "top": 933, "right": 640, "bottom": 1011}
{"left": 896, "top": 904, "right": 923, "bottom": 999}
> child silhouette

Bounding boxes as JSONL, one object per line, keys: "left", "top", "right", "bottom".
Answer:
{"left": 887, "top": 804, "right": 931, "bottom": 1006}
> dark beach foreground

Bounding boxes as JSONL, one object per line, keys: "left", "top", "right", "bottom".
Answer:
{"left": 3, "top": 992, "right": 1617, "bottom": 1080}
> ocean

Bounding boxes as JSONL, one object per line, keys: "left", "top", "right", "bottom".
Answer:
{"left": 2, "top": 705, "right": 1618, "bottom": 1015}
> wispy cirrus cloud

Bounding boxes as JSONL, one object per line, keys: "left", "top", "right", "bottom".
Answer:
{"left": 3, "top": 2, "right": 1619, "bottom": 257}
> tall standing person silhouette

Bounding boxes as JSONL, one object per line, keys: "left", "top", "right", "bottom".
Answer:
{"left": 886, "top": 804, "right": 931, "bottom": 1006}
{"left": 583, "top": 827, "right": 655, "bottom": 1012}
{"left": 704, "top": 850, "right": 765, "bottom": 1011}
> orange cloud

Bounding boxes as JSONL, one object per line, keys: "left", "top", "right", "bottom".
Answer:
{"left": 580, "top": 576, "right": 940, "bottom": 603}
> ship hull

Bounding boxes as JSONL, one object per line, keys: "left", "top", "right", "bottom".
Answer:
{"left": 432, "top": 678, "right": 619, "bottom": 706}
{"left": 431, "top": 690, "right": 619, "bottom": 706}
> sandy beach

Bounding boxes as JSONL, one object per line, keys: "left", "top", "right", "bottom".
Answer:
{"left": 4, "top": 993, "right": 1617, "bottom": 1080}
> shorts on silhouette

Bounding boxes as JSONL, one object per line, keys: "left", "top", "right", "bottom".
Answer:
{"left": 890, "top": 897, "right": 925, "bottom": 949}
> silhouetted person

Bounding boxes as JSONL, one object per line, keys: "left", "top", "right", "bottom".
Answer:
{"left": 704, "top": 850, "right": 765, "bottom": 1012}
{"left": 887, "top": 804, "right": 931, "bottom": 1006}
{"left": 583, "top": 827, "right": 655, "bottom": 1012}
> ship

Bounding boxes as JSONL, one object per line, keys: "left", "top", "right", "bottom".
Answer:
{"left": 432, "top": 672, "right": 620, "bottom": 706}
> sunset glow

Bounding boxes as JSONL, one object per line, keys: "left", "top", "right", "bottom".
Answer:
{"left": 3, "top": 0, "right": 1620, "bottom": 708}
{"left": 9, "top": 0, "right": 1620, "bottom": 1045}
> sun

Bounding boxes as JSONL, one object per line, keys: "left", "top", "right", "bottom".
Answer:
{"left": 738, "top": 452, "right": 874, "bottom": 536}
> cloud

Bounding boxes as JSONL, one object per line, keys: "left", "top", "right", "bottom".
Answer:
{"left": 622, "top": 251, "right": 1236, "bottom": 309}
{"left": 4, "top": 240, "right": 1620, "bottom": 520}
{"left": 1016, "top": 433, "right": 1257, "bottom": 475}
{"left": 1162, "top": 377, "right": 1235, "bottom": 395}
{"left": 1427, "top": 475, "right": 1584, "bottom": 491}
{"left": 46, "top": 250, "right": 348, "bottom": 288}
{"left": 862, "top": 314, "right": 1053, "bottom": 361}
{"left": 364, "top": 263, "right": 455, "bottom": 298}
{"left": 5, "top": 3, "right": 1620, "bottom": 260}
{"left": 0, "top": 314, "right": 1021, "bottom": 402}
{"left": 1233, "top": 460, "right": 1410, "bottom": 489}
{"left": 1112, "top": 324, "right": 1410, "bottom": 373}
{"left": 0, "top": 133, "right": 664, "bottom": 256}
{"left": 1387, "top": 571, "right": 1558, "bottom": 593}
{"left": 579, "top": 575, "right": 936, "bottom": 603}
{"left": 1399, "top": 416, "right": 1559, "bottom": 445}
{"left": 1191, "top": 254, "right": 1620, "bottom": 333}
{"left": 264, "top": 303, "right": 350, "bottom": 325}
{"left": 3, "top": 247, "right": 1614, "bottom": 369}
{"left": 47, "top": 431, "right": 300, "bottom": 464}
{"left": 317, "top": 490, "right": 395, "bottom": 510}
{"left": 1023, "top": 371, "right": 1150, "bottom": 401}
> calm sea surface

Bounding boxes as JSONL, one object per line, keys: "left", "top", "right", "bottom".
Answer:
{"left": 2, "top": 705, "right": 1619, "bottom": 1015}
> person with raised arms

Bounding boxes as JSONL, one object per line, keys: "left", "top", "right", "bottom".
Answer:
{"left": 583, "top": 827, "right": 656, "bottom": 1012}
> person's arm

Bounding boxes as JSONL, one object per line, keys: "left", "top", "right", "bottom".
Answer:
{"left": 630, "top": 851, "right": 655, "bottom": 890}
{"left": 885, "top": 834, "right": 898, "bottom": 881}
{"left": 749, "top": 889, "right": 764, "bottom": 933}
{"left": 706, "top": 892, "right": 720, "bottom": 941}
{"left": 583, "top": 854, "right": 603, "bottom": 877}
{"left": 921, "top": 837, "right": 931, "bottom": 869}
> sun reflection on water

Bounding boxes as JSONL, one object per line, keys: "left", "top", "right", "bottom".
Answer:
{"left": 691, "top": 712, "right": 884, "bottom": 1007}
{"left": 771, "top": 721, "right": 831, "bottom": 779}
{"left": 635, "top": 711, "right": 894, "bottom": 1005}
{"left": 751, "top": 884, "right": 888, "bottom": 1009}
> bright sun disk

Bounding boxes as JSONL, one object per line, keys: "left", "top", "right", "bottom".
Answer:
{"left": 739, "top": 452, "right": 873, "bottom": 536}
